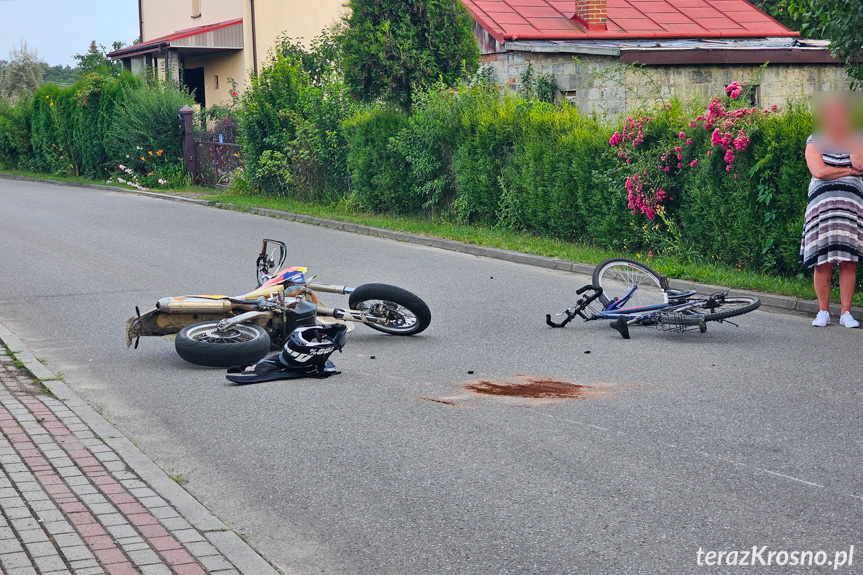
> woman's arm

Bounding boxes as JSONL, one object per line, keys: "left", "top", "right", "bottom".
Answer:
{"left": 851, "top": 153, "right": 863, "bottom": 173}
{"left": 806, "top": 143, "right": 859, "bottom": 179}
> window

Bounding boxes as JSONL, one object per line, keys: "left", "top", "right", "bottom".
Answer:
{"left": 192, "top": 0, "right": 201, "bottom": 18}
{"left": 738, "top": 84, "right": 760, "bottom": 107}
{"left": 214, "top": 75, "right": 220, "bottom": 90}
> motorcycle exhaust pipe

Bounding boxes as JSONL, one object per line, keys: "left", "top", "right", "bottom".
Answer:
{"left": 156, "top": 297, "right": 234, "bottom": 314}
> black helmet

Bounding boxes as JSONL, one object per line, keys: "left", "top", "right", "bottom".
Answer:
{"left": 279, "top": 324, "right": 347, "bottom": 370}
{"left": 226, "top": 323, "right": 347, "bottom": 384}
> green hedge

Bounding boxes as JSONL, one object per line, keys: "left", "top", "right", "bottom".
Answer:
{"left": 335, "top": 82, "right": 813, "bottom": 277}
{"left": 238, "top": 45, "right": 354, "bottom": 200}
{"left": 0, "top": 72, "right": 192, "bottom": 186}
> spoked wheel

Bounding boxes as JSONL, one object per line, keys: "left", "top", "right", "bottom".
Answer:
{"left": 592, "top": 258, "right": 667, "bottom": 310}
{"left": 175, "top": 321, "right": 272, "bottom": 367}
{"left": 349, "top": 284, "right": 431, "bottom": 335}
{"left": 686, "top": 294, "right": 761, "bottom": 322}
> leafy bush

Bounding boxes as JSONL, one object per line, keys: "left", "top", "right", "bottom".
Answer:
{"left": 239, "top": 38, "right": 354, "bottom": 199}
{"left": 0, "top": 98, "right": 32, "bottom": 169}
{"left": 344, "top": 106, "right": 417, "bottom": 212}
{"left": 29, "top": 84, "right": 76, "bottom": 174}
{"left": 73, "top": 72, "right": 139, "bottom": 178}
{"left": 105, "top": 76, "right": 193, "bottom": 178}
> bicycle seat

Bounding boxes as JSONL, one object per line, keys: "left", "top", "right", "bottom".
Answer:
{"left": 665, "top": 289, "right": 696, "bottom": 299}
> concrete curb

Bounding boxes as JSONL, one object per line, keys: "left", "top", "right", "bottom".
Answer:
{"left": 0, "top": 320, "right": 282, "bottom": 575}
{"left": 2, "top": 172, "right": 858, "bottom": 318}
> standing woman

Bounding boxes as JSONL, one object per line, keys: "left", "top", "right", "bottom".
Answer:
{"left": 800, "top": 93, "right": 863, "bottom": 327}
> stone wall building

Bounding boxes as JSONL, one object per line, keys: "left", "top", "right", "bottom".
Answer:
{"left": 461, "top": 0, "right": 847, "bottom": 117}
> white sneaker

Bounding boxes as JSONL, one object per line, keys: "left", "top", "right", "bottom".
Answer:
{"left": 840, "top": 312, "right": 859, "bottom": 328}
{"left": 812, "top": 310, "right": 831, "bottom": 327}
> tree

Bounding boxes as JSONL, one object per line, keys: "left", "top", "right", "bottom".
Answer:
{"left": 782, "top": 0, "right": 863, "bottom": 87}
{"left": 74, "top": 41, "right": 124, "bottom": 78}
{"left": 43, "top": 64, "right": 76, "bottom": 86}
{"left": 339, "top": 0, "right": 480, "bottom": 107}
{"left": 749, "top": 0, "right": 802, "bottom": 31}
{"left": 0, "top": 40, "right": 45, "bottom": 103}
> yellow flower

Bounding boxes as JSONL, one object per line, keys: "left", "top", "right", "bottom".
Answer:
{"left": 140, "top": 156, "right": 146, "bottom": 162}
{"left": 148, "top": 151, "right": 153, "bottom": 156}
{"left": 49, "top": 102, "right": 54, "bottom": 107}
{"left": 147, "top": 172, "right": 153, "bottom": 176}
{"left": 46, "top": 95, "right": 50, "bottom": 99}
{"left": 156, "top": 149, "right": 163, "bottom": 156}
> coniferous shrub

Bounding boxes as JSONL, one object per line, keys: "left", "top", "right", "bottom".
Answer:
{"left": 339, "top": 0, "right": 480, "bottom": 108}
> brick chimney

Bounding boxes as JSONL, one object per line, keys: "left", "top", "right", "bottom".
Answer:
{"left": 573, "top": 0, "right": 607, "bottom": 29}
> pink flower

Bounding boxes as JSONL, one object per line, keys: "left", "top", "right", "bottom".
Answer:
{"left": 690, "top": 159, "right": 698, "bottom": 167}
{"left": 677, "top": 153, "right": 683, "bottom": 160}
{"left": 707, "top": 151, "right": 711, "bottom": 156}
{"left": 733, "top": 130, "right": 749, "bottom": 151}
{"left": 609, "top": 132, "right": 622, "bottom": 146}
{"left": 675, "top": 146, "right": 682, "bottom": 152}
{"left": 679, "top": 132, "right": 686, "bottom": 139}
{"left": 711, "top": 128, "right": 722, "bottom": 146}
{"left": 686, "top": 138, "right": 692, "bottom": 145}
{"left": 689, "top": 121, "right": 698, "bottom": 129}
{"left": 733, "top": 173, "right": 738, "bottom": 179}
{"left": 677, "top": 163, "right": 683, "bottom": 168}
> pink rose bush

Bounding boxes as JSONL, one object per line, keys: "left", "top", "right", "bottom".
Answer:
{"left": 609, "top": 82, "right": 779, "bottom": 225}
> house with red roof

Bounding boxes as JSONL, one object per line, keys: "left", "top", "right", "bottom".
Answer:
{"left": 461, "top": 0, "right": 847, "bottom": 115}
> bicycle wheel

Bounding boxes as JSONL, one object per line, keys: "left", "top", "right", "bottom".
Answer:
{"left": 592, "top": 258, "right": 667, "bottom": 309}
{"left": 691, "top": 295, "right": 761, "bottom": 322}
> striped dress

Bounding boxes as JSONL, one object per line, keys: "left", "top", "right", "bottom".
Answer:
{"left": 800, "top": 135, "right": 863, "bottom": 268}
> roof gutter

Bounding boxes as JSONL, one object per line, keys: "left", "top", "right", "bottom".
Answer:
{"left": 502, "top": 30, "right": 800, "bottom": 41}
{"left": 109, "top": 41, "right": 169, "bottom": 60}
{"left": 621, "top": 47, "right": 841, "bottom": 66}
{"left": 250, "top": 0, "right": 259, "bottom": 76}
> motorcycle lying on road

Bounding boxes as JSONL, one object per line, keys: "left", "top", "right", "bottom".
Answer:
{"left": 125, "top": 239, "right": 431, "bottom": 368}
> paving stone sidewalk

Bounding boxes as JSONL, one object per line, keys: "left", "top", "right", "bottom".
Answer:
{"left": 0, "top": 349, "right": 261, "bottom": 575}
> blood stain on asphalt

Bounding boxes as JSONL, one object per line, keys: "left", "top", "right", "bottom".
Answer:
{"left": 464, "top": 376, "right": 601, "bottom": 400}
{"left": 418, "top": 396, "right": 472, "bottom": 408}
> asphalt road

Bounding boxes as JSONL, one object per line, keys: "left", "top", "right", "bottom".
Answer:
{"left": 1, "top": 179, "right": 861, "bottom": 575}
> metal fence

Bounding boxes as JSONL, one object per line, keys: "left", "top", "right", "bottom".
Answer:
{"left": 194, "top": 141, "right": 242, "bottom": 188}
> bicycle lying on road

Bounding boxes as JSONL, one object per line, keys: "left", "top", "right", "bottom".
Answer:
{"left": 546, "top": 258, "right": 760, "bottom": 339}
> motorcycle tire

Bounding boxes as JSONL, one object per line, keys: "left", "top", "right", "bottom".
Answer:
{"left": 175, "top": 321, "right": 272, "bottom": 368}
{"left": 348, "top": 283, "right": 431, "bottom": 336}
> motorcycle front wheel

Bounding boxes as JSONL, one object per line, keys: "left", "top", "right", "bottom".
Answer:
{"left": 175, "top": 322, "right": 272, "bottom": 368}
{"left": 348, "top": 284, "right": 431, "bottom": 336}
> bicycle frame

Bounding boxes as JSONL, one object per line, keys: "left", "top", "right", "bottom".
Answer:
{"left": 546, "top": 284, "right": 707, "bottom": 338}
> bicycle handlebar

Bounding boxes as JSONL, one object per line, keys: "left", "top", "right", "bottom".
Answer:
{"left": 546, "top": 285, "right": 604, "bottom": 328}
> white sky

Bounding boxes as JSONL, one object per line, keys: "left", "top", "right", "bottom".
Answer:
{"left": 0, "top": 0, "right": 139, "bottom": 66}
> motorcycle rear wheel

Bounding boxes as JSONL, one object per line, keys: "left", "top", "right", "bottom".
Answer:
{"left": 175, "top": 322, "right": 272, "bottom": 368}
